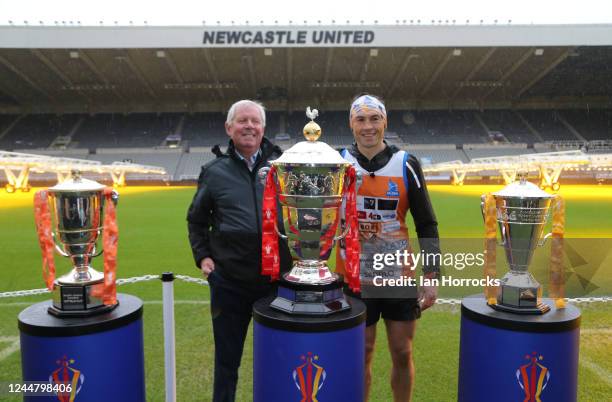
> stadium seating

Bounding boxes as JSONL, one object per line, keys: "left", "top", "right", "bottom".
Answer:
{"left": 463, "top": 147, "right": 535, "bottom": 159}
{"left": 1, "top": 109, "right": 610, "bottom": 182}
{"left": 174, "top": 149, "right": 217, "bottom": 180}
{"left": 406, "top": 146, "right": 470, "bottom": 164}
{"left": 0, "top": 114, "right": 17, "bottom": 135}
{"left": 389, "top": 111, "right": 488, "bottom": 145}
{"left": 0, "top": 114, "right": 80, "bottom": 149}
{"left": 519, "top": 110, "right": 577, "bottom": 141}
{"left": 73, "top": 113, "right": 182, "bottom": 149}
{"left": 182, "top": 113, "right": 227, "bottom": 146}
{"left": 479, "top": 110, "right": 534, "bottom": 143}
{"left": 560, "top": 109, "right": 612, "bottom": 141}
{"left": 90, "top": 149, "right": 183, "bottom": 178}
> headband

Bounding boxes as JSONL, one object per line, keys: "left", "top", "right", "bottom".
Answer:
{"left": 350, "top": 95, "right": 387, "bottom": 119}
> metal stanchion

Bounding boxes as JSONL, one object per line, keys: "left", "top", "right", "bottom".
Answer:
{"left": 161, "top": 272, "right": 177, "bottom": 402}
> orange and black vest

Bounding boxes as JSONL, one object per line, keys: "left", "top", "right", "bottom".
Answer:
{"left": 336, "top": 149, "right": 414, "bottom": 277}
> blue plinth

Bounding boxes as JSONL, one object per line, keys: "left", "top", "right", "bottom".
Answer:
{"left": 18, "top": 293, "right": 145, "bottom": 402}
{"left": 458, "top": 295, "right": 581, "bottom": 402}
{"left": 253, "top": 296, "right": 366, "bottom": 402}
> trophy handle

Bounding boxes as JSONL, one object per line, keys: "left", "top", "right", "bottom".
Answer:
{"left": 538, "top": 232, "right": 553, "bottom": 247}
{"left": 333, "top": 223, "right": 351, "bottom": 242}
{"left": 499, "top": 225, "right": 507, "bottom": 247}
{"left": 480, "top": 195, "right": 486, "bottom": 221}
{"left": 51, "top": 232, "right": 70, "bottom": 257}
{"left": 89, "top": 191, "right": 118, "bottom": 257}
{"left": 274, "top": 223, "right": 288, "bottom": 240}
{"left": 91, "top": 242, "right": 104, "bottom": 257}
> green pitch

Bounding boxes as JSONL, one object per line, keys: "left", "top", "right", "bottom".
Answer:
{"left": 0, "top": 185, "right": 610, "bottom": 401}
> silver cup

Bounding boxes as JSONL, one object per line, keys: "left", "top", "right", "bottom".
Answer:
{"left": 274, "top": 159, "right": 350, "bottom": 285}
{"left": 47, "top": 171, "right": 119, "bottom": 316}
{"left": 266, "top": 108, "right": 354, "bottom": 315}
{"left": 482, "top": 175, "right": 555, "bottom": 314}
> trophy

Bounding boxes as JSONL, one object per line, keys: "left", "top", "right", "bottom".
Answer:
{"left": 482, "top": 173, "right": 557, "bottom": 314}
{"left": 260, "top": 107, "right": 360, "bottom": 315}
{"left": 34, "top": 171, "right": 119, "bottom": 317}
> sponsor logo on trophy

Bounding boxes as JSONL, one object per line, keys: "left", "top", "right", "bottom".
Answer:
{"left": 261, "top": 107, "right": 360, "bottom": 315}
{"left": 516, "top": 352, "right": 550, "bottom": 401}
{"left": 34, "top": 171, "right": 119, "bottom": 317}
{"left": 292, "top": 352, "right": 326, "bottom": 401}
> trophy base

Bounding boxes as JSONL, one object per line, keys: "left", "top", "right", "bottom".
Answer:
{"left": 270, "top": 275, "right": 350, "bottom": 316}
{"left": 283, "top": 261, "right": 337, "bottom": 285}
{"left": 48, "top": 302, "right": 118, "bottom": 318}
{"left": 50, "top": 279, "right": 118, "bottom": 317}
{"left": 488, "top": 301, "right": 551, "bottom": 315}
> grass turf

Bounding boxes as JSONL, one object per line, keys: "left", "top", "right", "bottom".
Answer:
{"left": 0, "top": 184, "right": 610, "bottom": 401}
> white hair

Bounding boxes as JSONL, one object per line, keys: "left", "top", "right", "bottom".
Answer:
{"left": 226, "top": 100, "right": 266, "bottom": 126}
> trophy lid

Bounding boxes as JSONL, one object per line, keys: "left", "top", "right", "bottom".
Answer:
{"left": 49, "top": 170, "right": 106, "bottom": 193}
{"left": 272, "top": 106, "right": 349, "bottom": 166}
{"left": 493, "top": 176, "right": 554, "bottom": 199}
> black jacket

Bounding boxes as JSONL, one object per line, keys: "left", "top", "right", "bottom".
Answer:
{"left": 187, "top": 138, "right": 291, "bottom": 288}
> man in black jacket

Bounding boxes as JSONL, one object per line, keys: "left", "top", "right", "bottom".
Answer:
{"left": 187, "top": 100, "right": 290, "bottom": 402}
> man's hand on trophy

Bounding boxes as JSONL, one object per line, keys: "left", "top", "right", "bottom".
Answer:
{"left": 200, "top": 257, "right": 215, "bottom": 277}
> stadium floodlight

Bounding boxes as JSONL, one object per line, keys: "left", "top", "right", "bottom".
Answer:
{"left": 101, "top": 161, "right": 168, "bottom": 187}
{"left": 0, "top": 150, "right": 168, "bottom": 193}
{"left": 422, "top": 150, "right": 611, "bottom": 190}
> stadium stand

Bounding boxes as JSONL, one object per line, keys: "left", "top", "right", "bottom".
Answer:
{"left": 73, "top": 113, "right": 182, "bottom": 149}
{"left": 174, "top": 148, "right": 217, "bottom": 180}
{"left": 286, "top": 111, "right": 353, "bottom": 146}
{"left": 90, "top": 148, "right": 183, "bottom": 178}
{"left": 182, "top": 113, "right": 227, "bottom": 146}
{"left": 0, "top": 114, "right": 80, "bottom": 149}
{"left": 1, "top": 109, "right": 610, "bottom": 153}
{"left": 560, "top": 109, "right": 612, "bottom": 141}
{"left": 390, "top": 111, "right": 488, "bottom": 144}
{"left": 0, "top": 109, "right": 610, "bottom": 181}
{"left": 478, "top": 110, "right": 535, "bottom": 143}
{"left": 524, "top": 47, "right": 612, "bottom": 99}
{"left": 520, "top": 110, "right": 577, "bottom": 142}
{"left": 463, "top": 146, "right": 536, "bottom": 159}
{"left": 265, "top": 112, "right": 281, "bottom": 137}
{"left": 405, "top": 145, "right": 470, "bottom": 164}
{"left": 0, "top": 114, "right": 18, "bottom": 135}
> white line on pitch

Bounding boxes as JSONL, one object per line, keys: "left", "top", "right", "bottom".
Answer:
{"left": 581, "top": 328, "right": 612, "bottom": 335}
{"left": 0, "top": 336, "right": 20, "bottom": 362}
{"left": 580, "top": 357, "right": 612, "bottom": 387}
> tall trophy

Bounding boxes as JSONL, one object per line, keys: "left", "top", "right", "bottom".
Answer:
{"left": 459, "top": 175, "right": 578, "bottom": 402}
{"left": 260, "top": 107, "right": 360, "bottom": 315}
{"left": 481, "top": 173, "right": 559, "bottom": 314}
{"left": 33, "top": 171, "right": 119, "bottom": 317}
{"left": 21, "top": 172, "right": 146, "bottom": 402}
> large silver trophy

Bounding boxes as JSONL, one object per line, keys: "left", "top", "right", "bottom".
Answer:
{"left": 46, "top": 172, "right": 119, "bottom": 317}
{"left": 265, "top": 108, "right": 355, "bottom": 315}
{"left": 483, "top": 174, "right": 555, "bottom": 314}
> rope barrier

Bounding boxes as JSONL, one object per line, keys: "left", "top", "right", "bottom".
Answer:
{"left": 1, "top": 275, "right": 610, "bottom": 305}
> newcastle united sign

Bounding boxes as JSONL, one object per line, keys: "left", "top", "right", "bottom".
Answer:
{"left": 202, "top": 29, "right": 375, "bottom": 46}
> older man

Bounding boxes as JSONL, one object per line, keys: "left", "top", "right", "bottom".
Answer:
{"left": 337, "top": 94, "right": 440, "bottom": 402}
{"left": 187, "top": 100, "right": 290, "bottom": 402}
